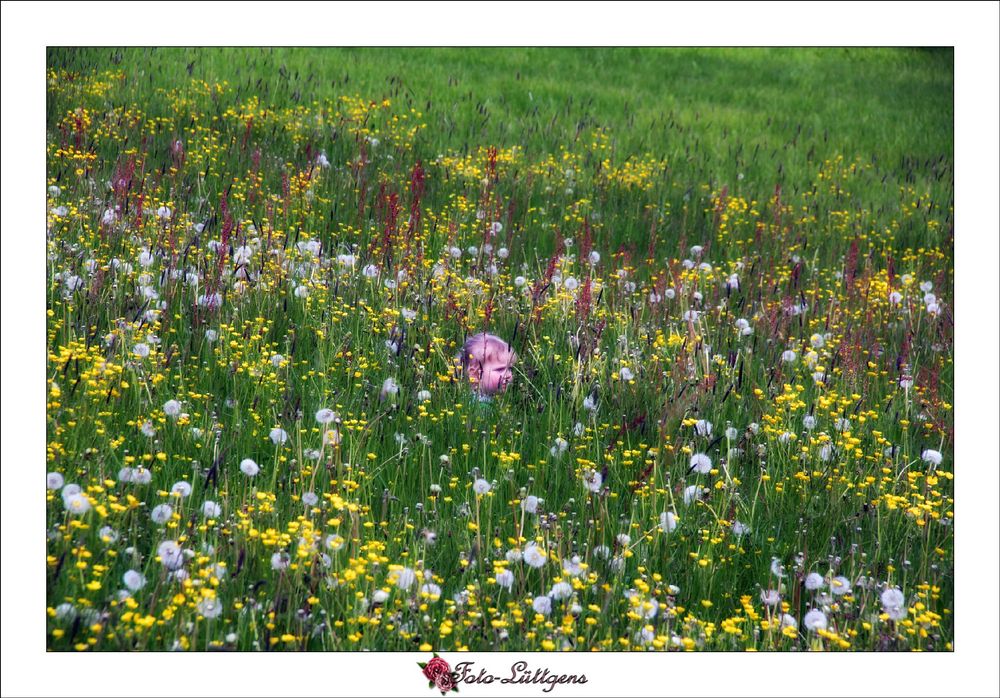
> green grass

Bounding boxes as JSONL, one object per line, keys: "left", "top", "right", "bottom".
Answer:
{"left": 45, "top": 47, "right": 953, "bottom": 652}
{"left": 49, "top": 47, "right": 952, "bottom": 184}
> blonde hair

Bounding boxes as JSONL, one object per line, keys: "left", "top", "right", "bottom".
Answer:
{"left": 459, "top": 332, "right": 514, "bottom": 374}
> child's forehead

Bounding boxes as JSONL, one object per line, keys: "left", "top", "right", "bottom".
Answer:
{"left": 485, "top": 345, "right": 516, "bottom": 363}
{"left": 469, "top": 336, "right": 514, "bottom": 362}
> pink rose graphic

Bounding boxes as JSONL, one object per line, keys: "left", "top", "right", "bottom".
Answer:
{"left": 435, "top": 671, "right": 457, "bottom": 693}
{"left": 418, "top": 654, "right": 458, "bottom": 694}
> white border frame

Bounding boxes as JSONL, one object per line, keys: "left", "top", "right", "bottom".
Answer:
{"left": 3, "top": 2, "right": 998, "bottom": 697}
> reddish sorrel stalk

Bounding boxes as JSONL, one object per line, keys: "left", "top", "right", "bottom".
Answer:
{"left": 248, "top": 148, "right": 262, "bottom": 206}
{"left": 373, "top": 183, "right": 401, "bottom": 269}
{"left": 530, "top": 238, "right": 565, "bottom": 325}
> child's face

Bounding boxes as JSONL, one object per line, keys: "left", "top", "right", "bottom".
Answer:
{"left": 472, "top": 348, "right": 515, "bottom": 395}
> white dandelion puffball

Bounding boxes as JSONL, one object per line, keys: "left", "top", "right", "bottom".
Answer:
{"left": 523, "top": 543, "right": 547, "bottom": 569}
{"left": 881, "top": 587, "right": 908, "bottom": 621}
{"left": 781, "top": 350, "right": 797, "bottom": 364}
{"left": 151, "top": 504, "right": 173, "bottom": 524}
{"left": 563, "top": 276, "right": 579, "bottom": 292}
{"left": 725, "top": 426, "right": 739, "bottom": 440}
{"left": 269, "top": 427, "right": 289, "bottom": 445}
{"left": 732, "top": 520, "right": 750, "bottom": 537}
{"left": 133, "top": 343, "right": 150, "bottom": 358}
{"left": 830, "top": 575, "right": 853, "bottom": 596}
{"left": 123, "top": 570, "right": 146, "bottom": 592}
{"left": 197, "top": 597, "right": 223, "bottom": 619}
{"left": 694, "top": 419, "right": 712, "bottom": 437}
{"left": 47, "top": 472, "right": 65, "bottom": 490}
{"left": 394, "top": 567, "right": 417, "bottom": 590}
{"left": 271, "top": 551, "right": 291, "bottom": 571}
{"left": 55, "top": 603, "right": 77, "bottom": 621}
{"left": 921, "top": 449, "right": 943, "bottom": 466}
{"left": 640, "top": 598, "right": 660, "bottom": 620}
{"left": 417, "top": 390, "right": 432, "bottom": 402}
{"left": 881, "top": 587, "right": 905, "bottom": 611}
{"left": 315, "top": 408, "right": 337, "bottom": 424}
{"left": 302, "top": 492, "right": 319, "bottom": 507}
{"left": 563, "top": 556, "right": 584, "bottom": 577}
{"left": 619, "top": 366, "right": 635, "bottom": 381}
{"left": 156, "top": 205, "right": 172, "bottom": 220}
{"left": 803, "top": 415, "right": 817, "bottom": 430}
{"left": 760, "top": 589, "right": 781, "bottom": 607}
{"left": 202, "top": 500, "right": 222, "bottom": 518}
{"left": 240, "top": 458, "right": 260, "bottom": 477}
{"left": 381, "top": 377, "right": 399, "bottom": 399}
{"left": 804, "top": 572, "right": 826, "bottom": 591}
{"left": 532, "top": 595, "right": 553, "bottom": 616}
{"left": 505, "top": 548, "right": 523, "bottom": 564}
{"left": 683, "top": 484, "right": 703, "bottom": 505}
{"left": 473, "top": 478, "right": 491, "bottom": 495}
{"left": 550, "top": 582, "right": 573, "bottom": 600}
{"left": 770, "top": 557, "right": 786, "bottom": 578}
{"left": 803, "top": 609, "right": 828, "bottom": 631}
{"left": 659, "top": 511, "right": 677, "bottom": 533}
{"left": 420, "top": 583, "right": 442, "bottom": 599}
{"left": 689, "top": 453, "right": 712, "bottom": 474}
{"left": 157, "top": 540, "right": 184, "bottom": 570}
{"left": 521, "top": 495, "right": 539, "bottom": 514}
{"left": 171, "top": 481, "right": 192, "bottom": 497}
{"left": 163, "top": 400, "right": 182, "bottom": 418}
{"left": 64, "top": 492, "right": 91, "bottom": 515}
{"left": 495, "top": 569, "right": 514, "bottom": 589}
{"left": 584, "top": 470, "right": 603, "bottom": 493}
{"left": 514, "top": 275, "right": 527, "bottom": 287}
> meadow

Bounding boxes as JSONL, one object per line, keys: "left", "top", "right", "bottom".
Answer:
{"left": 45, "top": 47, "right": 953, "bottom": 652}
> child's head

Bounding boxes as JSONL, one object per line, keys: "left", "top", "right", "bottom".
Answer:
{"left": 461, "top": 332, "right": 516, "bottom": 396}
